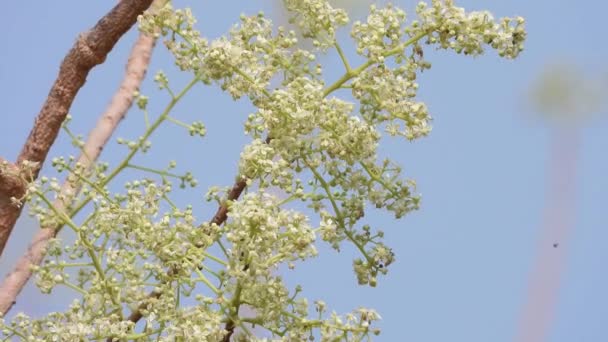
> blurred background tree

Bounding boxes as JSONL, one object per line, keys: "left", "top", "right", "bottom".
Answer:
{"left": 516, "top": 61, "right": 606, "bottom": 342}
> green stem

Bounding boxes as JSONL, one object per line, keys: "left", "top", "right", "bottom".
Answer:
{"left": 0, "top": 324, "right": 28, "bottom": 340}
{"left": 67, "top": 77, "right": 199, "bottom": 220}
{"left": 60, "top": 280, "right": 88, "bottom": 295}
{"left": 302, "top": 159, "right": 372, "bottom": 264}
{"left": 162, "top": 194, "right": 178, "bottom": 209}
{"left": 199, "top": 263, "right": 222, "bottom": 279}
{"left": 36, "top": 192, "right": 121, "bottom": 309}
{"left": 165, "top": 115, "right": 191, "bottom": 130}
{"left": 63, "top": 165, "right": 114, "bottom": 204}
{"left": 217, "top": 240, "right": 229, "bottom": 259}
{"left": 47, "top": 262, "right": 93, "bottom": 268}
{"left": 202, "top": 251, "right": 228, "bottom": 266}
{"left": 102, "top": 77, "right": 199, "bottom": 184}
{"left": 143, "top": 108, "right": 150, "bottom": 129}
{"left": 62, "top": 124, "right": 90, "bottom": 162}
{"left": 359, "top": 161, "right": 399, "bottom": 198}
{"left": 323, "top": 30, "right": 428, "bottom": 97}
{"left": 334, "top": 41, "right": 352, "bottom": 72}
{"left": 193, "top": 266, "right": 220, "bottom": 294}
{"left": 126, "top": 163, "right": 183, "bottom": 179}
{"left": 277, "top": 194, "right": 298, "bottom": 206}
{"left": 232, "top": 67, "right": 272, "bottom": 98}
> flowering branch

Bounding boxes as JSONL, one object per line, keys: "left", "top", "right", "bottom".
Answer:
{"left": 117, "top": 175, "right": 248, "bottom": 327}
{"left": 0, "top": 22, "right": 158, "bottom": 315}
{"left": 0, "top": 1, "right": 527, "bottom": 340}
{"left": 0, "top": 0, "right": 155, "bottom": 257}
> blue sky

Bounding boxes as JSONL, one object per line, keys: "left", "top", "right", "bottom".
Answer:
{"left": 1, "top": 1, "right": 607, "bottom": 341}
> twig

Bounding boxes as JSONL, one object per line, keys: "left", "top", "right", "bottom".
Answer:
{"left": 117, "top": 138, "right": 275, "bottom": 339}
{"left": 115, "top": 177, "right": 248, "bottom": 329}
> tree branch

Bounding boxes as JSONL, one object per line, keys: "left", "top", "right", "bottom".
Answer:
{"left": 0, "top": 26, "right": 158, "bottom": 315}
{"left": 117, "top": 177, "right": 248, "bottom": 329}
{"left": 118, "top": 139, "right": 271, "bottom": 341}
{"left": 0, "top": 0, "right": 154, "bottom": 257}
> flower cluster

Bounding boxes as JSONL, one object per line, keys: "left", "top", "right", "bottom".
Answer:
{"left": 8, "top": 172, "right": 228, "bottom": 340}
{"left": 318, "top": 308, "right": 382, "bottom": 340}
{"left": 351, "top": 4, "right": 408, "bottom": 62}
{"left": 1, "top": 305, "right": 134, "bottom": 341}
{"left": 245, "top": 77, "right": 325, "bottom": 139}
{"left": 139, "top": 8, "right": 319, "bottom": 101}
{"left": 2, "top": 1, "right": 526, "bottom": 340}
{"left": 409, "top": 0, "right": 526, "bottom": 58}
{"left": 354, "top": 242, "right": 395, "bottom": 286}
{"left": 353, "top": 62, "right": 431, "bottom": 140}
{"left": 139, "top": 6, "right": 209, "bottom": 72}
{"left": 238, "top": 138, "right": 299, "bottom": 192}
{"left": 224, "top": 193, "right": 317, "bottom": 277}
{"left": 1, "top": 299, "right": 227, "bottom": 341}
{"left": 283, "top": 0, "right": 350, "bottom": 49}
